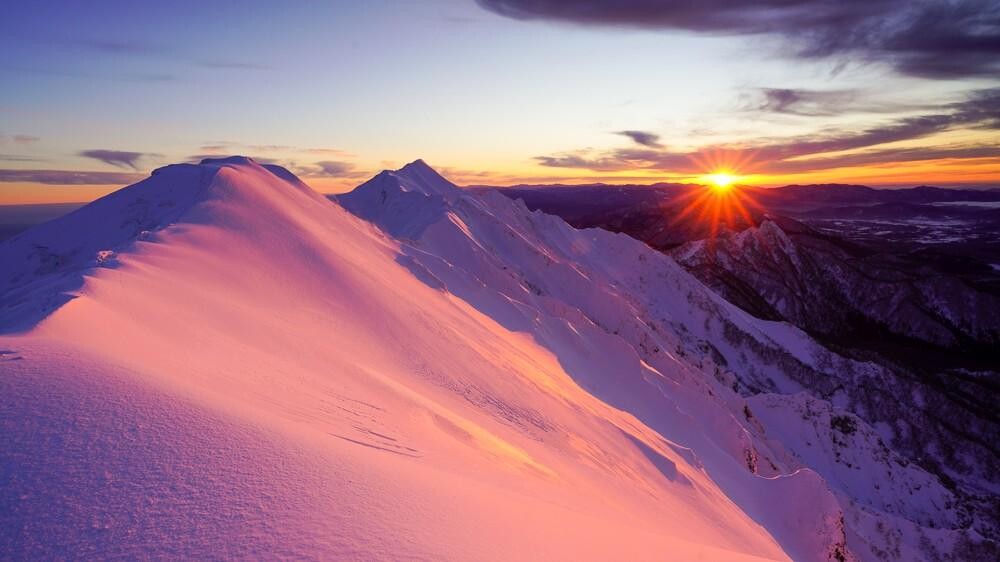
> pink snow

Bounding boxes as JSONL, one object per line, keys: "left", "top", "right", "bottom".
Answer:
{"left": 1, "top": 157, "right": 797, "bottom": 560}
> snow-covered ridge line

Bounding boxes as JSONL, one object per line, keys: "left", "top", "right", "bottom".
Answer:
{"left": 1, "top": 157, "right": 993, "bottom": 560}
{"left": 4, "top": 157, "right": 793, "bottom": 560}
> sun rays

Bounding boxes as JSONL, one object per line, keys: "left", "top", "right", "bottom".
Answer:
{"left": 672, "top": 150, "right": 766, "bottom": 240}
{"left": 672, "top": 182, "right": 762, "bottom": 240}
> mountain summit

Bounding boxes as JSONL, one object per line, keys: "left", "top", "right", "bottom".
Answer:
{"left": 0, "top": 156, "right": 326, "bottom": 332}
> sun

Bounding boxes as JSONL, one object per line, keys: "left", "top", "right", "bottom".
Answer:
{"left": 673, "top": 166, "right": 764, "bottom": 241}
{"left": 706, "top": 172, "right": 736, "bottom": 190}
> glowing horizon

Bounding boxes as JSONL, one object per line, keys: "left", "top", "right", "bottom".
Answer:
{"left": 1, "top": 1, "right": 997, "bottom": 205}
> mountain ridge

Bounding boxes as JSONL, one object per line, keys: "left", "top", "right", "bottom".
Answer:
{"left": 2, "top": 158, "right": 996, "bottom": 560}
{"left": 2, "top": 158, "right": 801, "bottom": 560}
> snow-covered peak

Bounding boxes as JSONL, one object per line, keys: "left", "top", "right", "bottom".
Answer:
{"left": 0, "top": 157, "right": 326, "bottom": 333}
{"left": 364, "top": 159, "right": 459, "bottom": 198}
{"left": 338, "top": 160, "right": 464, "bottom": 238}
{"left": 396, "top": 158, "right": 455, "bottom": 192}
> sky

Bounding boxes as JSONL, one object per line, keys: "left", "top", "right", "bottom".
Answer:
{"left": 1, "top": 0, "right": 998, "bottom": 204}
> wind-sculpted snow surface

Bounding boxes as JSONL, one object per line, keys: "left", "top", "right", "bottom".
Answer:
{"left": 0, "top": 158, "right": 990, "bottom": 560}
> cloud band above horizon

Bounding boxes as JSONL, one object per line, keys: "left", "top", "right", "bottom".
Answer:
{"left": 477, "top": 0, "right": 1000, "bottom": 78}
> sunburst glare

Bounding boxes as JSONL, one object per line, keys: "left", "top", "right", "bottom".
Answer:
{"left": 673, "top": 165, "right": 764, "bottom": 241}
{"left": 705, "top": 171, "right": 737, "bottom": 190}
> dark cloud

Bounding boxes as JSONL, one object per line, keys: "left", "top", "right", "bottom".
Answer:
{"left": 761, "top": 88, "right": 1000, "bottom": 159}
{"left": 0, "top": 169, "right": 143, "bottom": 185}
{"left": 79, "top": 149, "right": 156, "bottom": 170}
{"left": 617, "top": 130, "right": 664, "bottom": 148}
{"left": 13, "top": 135, "right": 40, "bottom": 145}
{"left": 477, "top": 0, "right": 1000, "bottom": 78}
{"left": 535, "top": 88, "right": 1000, "bottom": 175}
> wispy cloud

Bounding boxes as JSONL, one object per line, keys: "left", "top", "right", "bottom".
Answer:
{"left": 246, "top": 145, "right": 293, "bottom": 152}
{"left": 0, "top": 64, "right": 177, "bottom": 82}
{"left": 0, "top": 169, "right": 143, "bottom": 185}
{"left": 304, "top": 161, "right": 368, "bottom": 178}
{"left": 75, "top": 38, "right": 167, "bottom": 55}
{"left": 744, "top": 88, "right": 933, "bottom": 117}
{"left": 185, "top": 154, "right": 282, "bottom": 166}
{"left": 300, "top": 147, "right": 354, "bottom": 157}
{"left": 535, "top": 152, "right": 638, "bottom": 172}
{"left": 197, "top": 142, "right": 352, "bottom": 157}
{"left": 70, "top": 36, "right": 266, "bottom": 73}
{"left": 198, "top": 144, "right": 231, "bottom": 153}
{"left": 769, "top": 145, "right": 1000, "bottom": 174}
{"left": 534, "top": 88, "right": 1000, "bottom": 175}
{"left": 754, "top": 88, "right": 859, "bottom": 116}
{"left": 0, "top": 154, "right": 44, "bottom": 162}
{"left": 12, "top": 135, "right": 40, "bottom": 146}
{"left": 197, "top": 60, "right": 268, "bottom": 70}
{"left": 183, "top": 154, "right": 369, "bottom": 180}
{"left": 314, "top": 161, "right": 356, "bottom": 177}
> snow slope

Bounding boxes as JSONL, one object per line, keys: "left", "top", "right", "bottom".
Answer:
{"left": 2, "top": 157, "right": 989, "bottom": 560}
{"left": 2, "top": 157, "right": 790, "bottom": 561}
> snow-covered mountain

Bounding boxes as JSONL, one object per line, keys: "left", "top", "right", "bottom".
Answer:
{"left": 1, "top": 157, "right": 995, "bottom": 560}
{"left": 343, "top": 161, "right": 998, "bottom": 560}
